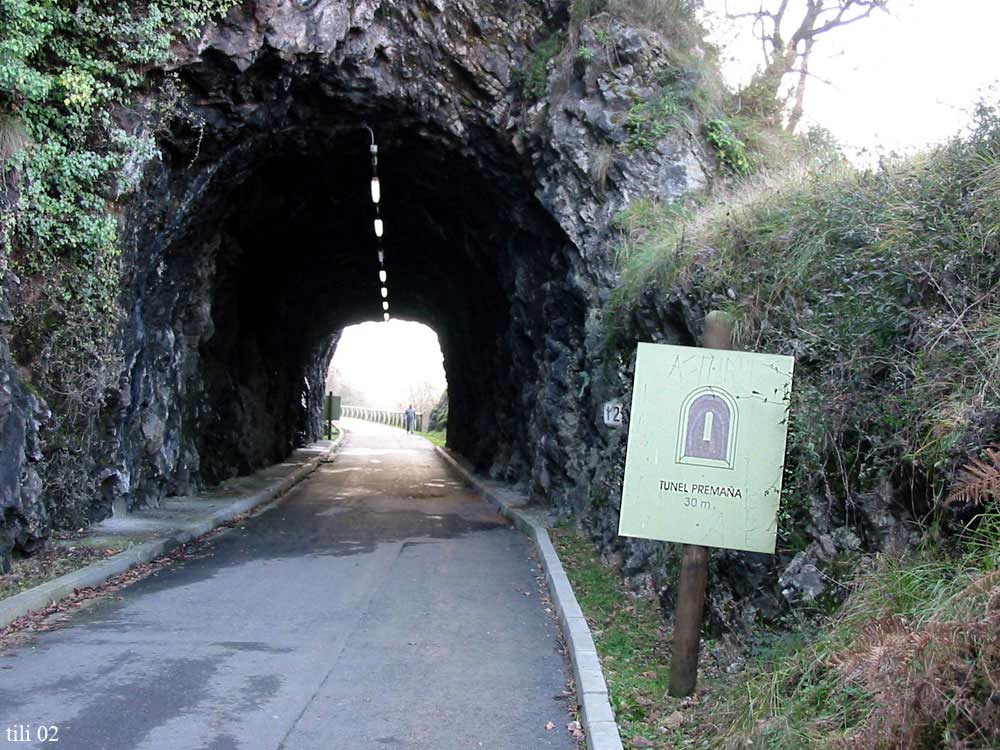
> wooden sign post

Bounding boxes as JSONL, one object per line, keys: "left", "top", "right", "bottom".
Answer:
{"left": 668, "top": 311, "right": 732, "bottom": 697}
{"left": 617, "top": 311, "right": 794, "bottom": 698}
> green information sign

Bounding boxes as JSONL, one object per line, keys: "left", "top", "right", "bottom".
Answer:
{"left": 619, "top": 343, "right": 794, "bottom": 554}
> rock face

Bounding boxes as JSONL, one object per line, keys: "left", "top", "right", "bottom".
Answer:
{"left": 0, "top": 0, "right": 930, "bottom": 633}
{"left": 0, "top": 320, "right": 49, "bottom": 572}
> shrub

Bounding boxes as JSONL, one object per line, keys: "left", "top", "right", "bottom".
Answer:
{"left": 516, "top": 33, "right": 564, "bottom": 99}
{"left": 704, "top": 118, "right": 751, "bottom": 175}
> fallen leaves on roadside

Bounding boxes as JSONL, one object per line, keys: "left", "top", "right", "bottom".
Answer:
{"left": 545, "top": 721, "right": 555, "bottom": 731}
{"left": 631, "top": 736, "right": 655, "bottom": 747}
{"left": 567, "top": 720, "right": 584, "bottom": 739}
{"left": 0, "top": 540, "right": 126, "bottom": 601}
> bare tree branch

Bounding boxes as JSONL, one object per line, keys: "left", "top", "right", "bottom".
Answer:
{"left": 787, "top": 36, "right": 814, "bottom": 132}
{"left": 787, "top": 68, "right": 836, "bottom": 87}
{"left": 812, "top": 4, "right": 881, "bottom": 36}
{"left": 728, "top": 0, "right": 889, "bottom": 131}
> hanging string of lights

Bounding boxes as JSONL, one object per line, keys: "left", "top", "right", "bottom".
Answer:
{"left": 366, "top": 127, "right": 390, "bottom": 322}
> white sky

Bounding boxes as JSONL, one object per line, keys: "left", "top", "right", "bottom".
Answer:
{"left": 329, "top": 320, "right": 446, "bottom": 409}
{"left": 708, "top": 0, "right": 1000, "bottom": 160}
{"left": 331, "top": 4, "right": 998, "bottom": 400}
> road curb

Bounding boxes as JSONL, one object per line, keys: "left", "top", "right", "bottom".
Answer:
{"left": 434, "top": 445, "right": 624, "bottom": 750}
{"left": 0, "top": 429, "right": 346, "bottom": 631}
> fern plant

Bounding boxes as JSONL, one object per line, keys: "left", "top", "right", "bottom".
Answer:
{"left": 947, "top": 443, "right": 1000, "bottom": 505}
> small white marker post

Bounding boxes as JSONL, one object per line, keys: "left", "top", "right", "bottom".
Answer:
{"left": 603, "top": 401, "right": 625, "bottom": 428}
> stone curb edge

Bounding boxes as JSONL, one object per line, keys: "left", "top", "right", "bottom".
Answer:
{"left": 0, "top": 429, "right": 346, "bottom": 631}
{"left": 434, "top": 445, "right": 624, "bottom": 750}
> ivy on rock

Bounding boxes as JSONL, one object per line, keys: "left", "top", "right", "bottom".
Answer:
{"left": 0, "top": 0, "right": 235, "bottom": 525}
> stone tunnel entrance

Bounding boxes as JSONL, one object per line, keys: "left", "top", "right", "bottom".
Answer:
{"left": 118, "top": 118, "right": 581, "bottom": 507}
{"left": 106, "top": 3, "right": 602, "bottom": 515}
{"left": 1, "top": 0, "right": 712, "bottom": 576}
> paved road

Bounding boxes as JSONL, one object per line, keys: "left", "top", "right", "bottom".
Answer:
{"left": 0, "top": 421, "right": 575, "bottom": 750}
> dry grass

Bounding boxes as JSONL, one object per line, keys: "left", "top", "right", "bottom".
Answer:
{"left": 605, "top": 0, "right": 708, "bottom": 52}
{"left": 833, "top": 599, "right": 1000, "bottom": 748}
{"left": 556, "top": 514, "right": 1000, "bottom": 749}
{"left": 949, "top": 444, "right": 1000, "bottom": 507}
{"left": 590, "top": 145, "right": 615, "bottom": 190}
{"left": 606, "top": 543, "right": 1000, "bottom": 750}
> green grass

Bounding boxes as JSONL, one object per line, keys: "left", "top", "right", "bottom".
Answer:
{"left": 552, "top": 528, "right": 677, "bottom": 748}
{"left": 554, "top": 525, "right": 1000, "bottom": 749}
{"left": 377, "top": 421, "right": 445, "bottom": 446}
{"left": 417, "top": 430, "right": 447, "bottom": 447}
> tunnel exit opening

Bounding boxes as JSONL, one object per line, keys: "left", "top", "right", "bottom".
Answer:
{"left": 327, "top": 320, "right": 448, "bottom": 438}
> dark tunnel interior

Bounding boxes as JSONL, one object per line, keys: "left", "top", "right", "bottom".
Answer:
{"left": 195, "top": 127, "right": 519, "bottom": 480}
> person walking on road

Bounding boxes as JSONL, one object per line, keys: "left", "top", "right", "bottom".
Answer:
{"left": 405, "top": 404, "right": 417, "bottom": 434}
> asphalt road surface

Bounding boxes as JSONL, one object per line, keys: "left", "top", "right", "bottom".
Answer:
{"left": 0, "top": 420, "right": 576, "bottom": 750}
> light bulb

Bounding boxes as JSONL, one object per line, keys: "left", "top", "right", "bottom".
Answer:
{"left": 381, "top": 287, "right": 388, "bottom": 298}
{"left": 374, "top": 218, "right": 384, "bottom": 237}
{"left": 383, "top": 312, "right": 390, "bottom": 322}
{"left": 382, "top": 301, "right": 389, "bottom": 311}
{"left": 378, "top": 250, "right": 384, "bottom": 264}
{"left": 379, "top": 269, "right": 387, "bottom": 283}
{"left": 370, "top": 177, "right": 381, "bottom": 204}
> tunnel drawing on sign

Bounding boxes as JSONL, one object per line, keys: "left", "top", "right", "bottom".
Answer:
{"left": 676, "top": 387, "right": 738, "bottom": 469}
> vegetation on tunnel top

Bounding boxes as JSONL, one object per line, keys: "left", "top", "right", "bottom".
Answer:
{"left": 589, "top": 95, "right": 1000, "bottom": 750}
